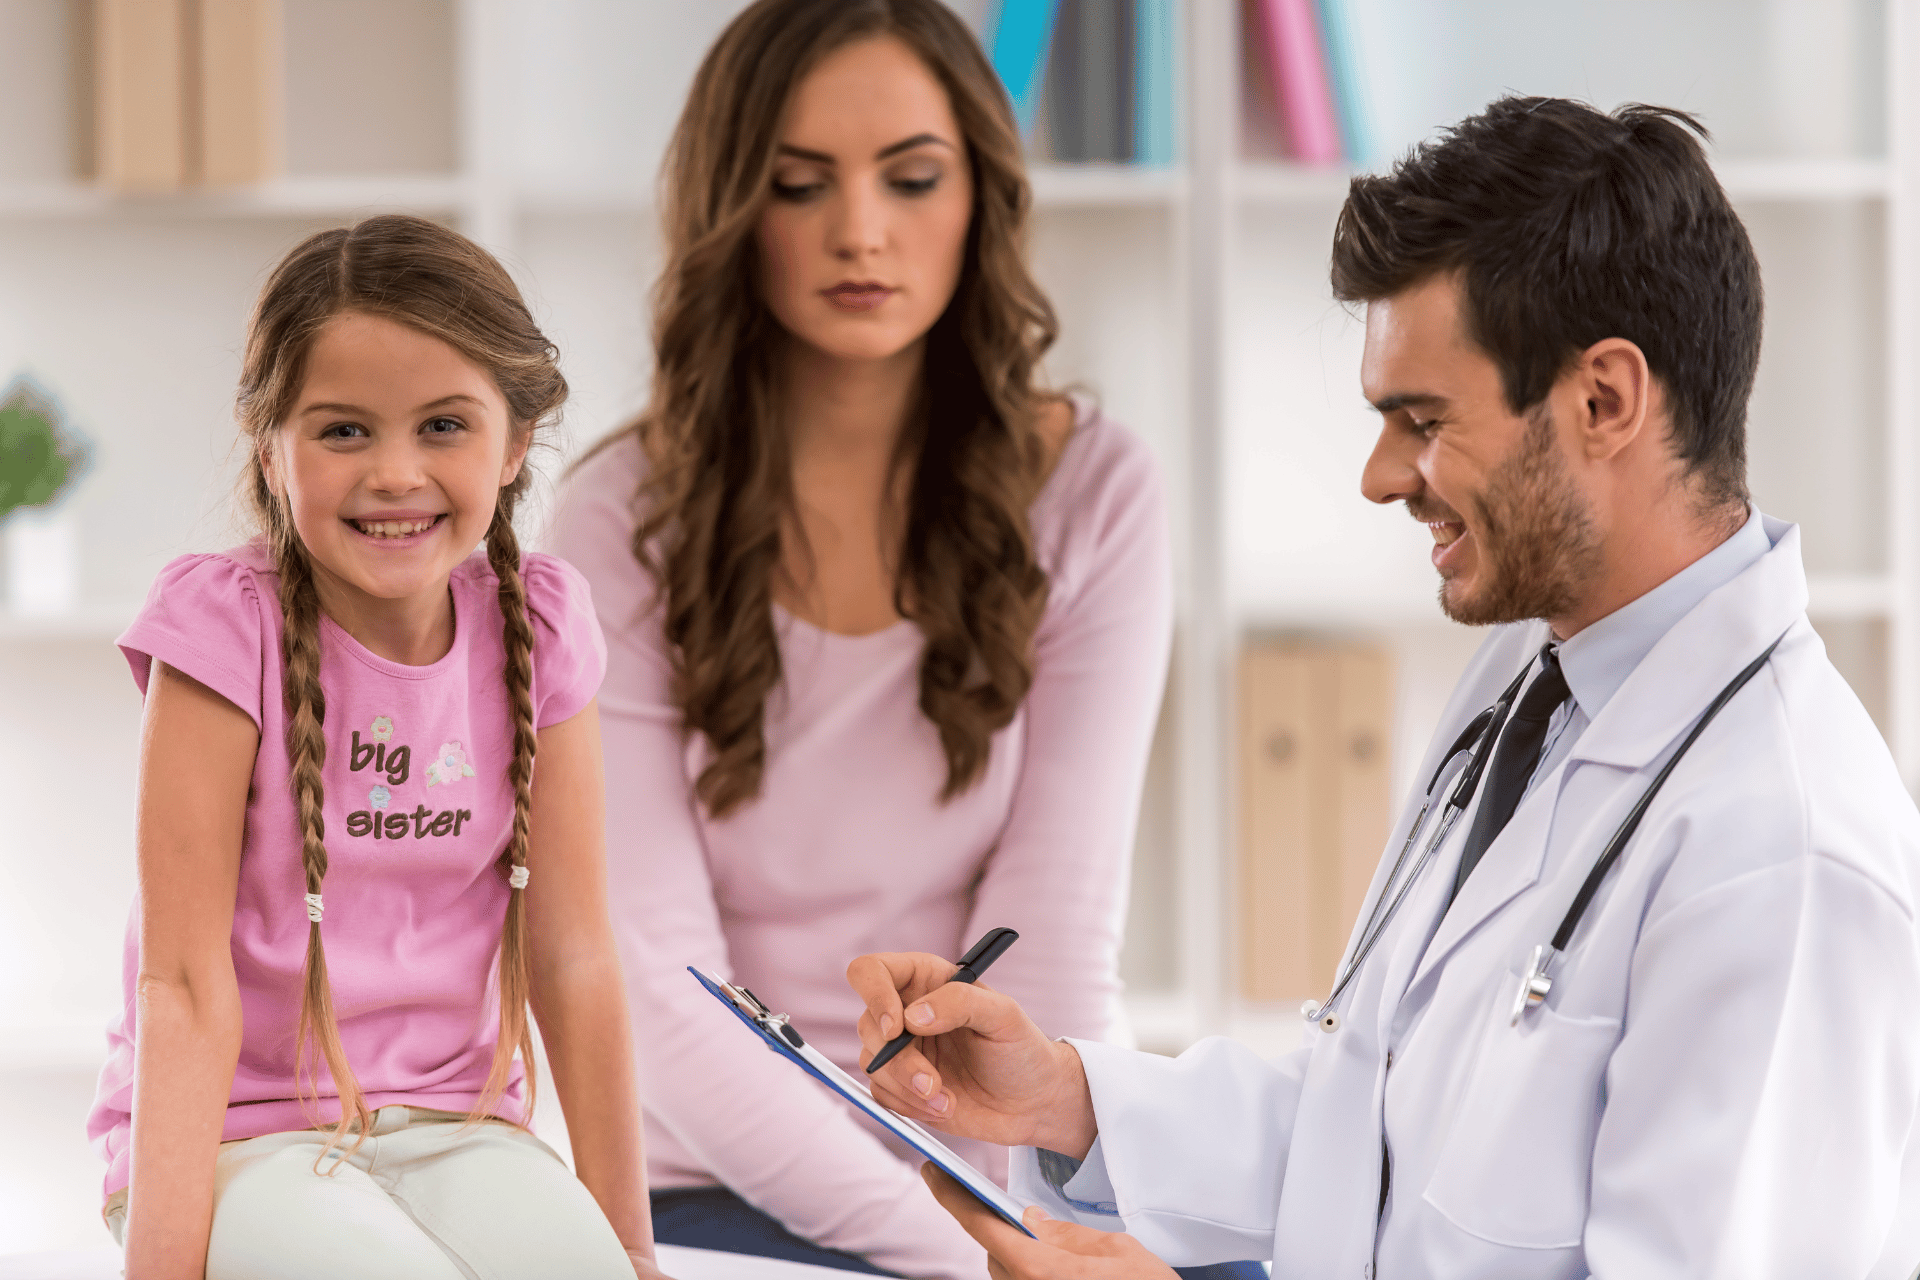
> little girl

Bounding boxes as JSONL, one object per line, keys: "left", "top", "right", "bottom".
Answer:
{"left": 85, "top": 214, "right": 662, "bottom": 1280}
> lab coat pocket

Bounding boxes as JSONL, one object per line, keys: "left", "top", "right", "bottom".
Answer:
{"left": 1423, "top": 982, "right": 1621, "bottom": 1250}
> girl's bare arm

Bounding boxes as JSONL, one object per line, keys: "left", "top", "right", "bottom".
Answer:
{"left": 124, "top": 661, "right": 255, "bottom": 1280}
{"left": 525, "top": 700, "right": 657, "bottom": 1268}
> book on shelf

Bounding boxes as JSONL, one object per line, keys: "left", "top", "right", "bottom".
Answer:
{"left": 1245, "top": 0, "right": 1373, "bottom": 168}
{"left": 982, "top": 0, "right": 1176, "bottom": 167}
{"left": 85, "top": 0, "right": 282, "bottom": 192}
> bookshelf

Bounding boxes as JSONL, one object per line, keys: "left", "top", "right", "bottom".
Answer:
{"left": 0, "top": 0, "right": 1913, "bottom": 1079}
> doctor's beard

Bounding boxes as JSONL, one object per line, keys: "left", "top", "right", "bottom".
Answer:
{"left": 1425, "top": 406, "right": 1603, "bottom": 627}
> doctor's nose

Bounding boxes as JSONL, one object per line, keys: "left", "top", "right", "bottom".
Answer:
{"left": 1361, "top": 422, "right": 1424, "bottom": 507}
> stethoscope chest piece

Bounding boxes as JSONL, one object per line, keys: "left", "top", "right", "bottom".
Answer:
{"left": 1509, "top": 942, "right": 1558, "bottom": 1027}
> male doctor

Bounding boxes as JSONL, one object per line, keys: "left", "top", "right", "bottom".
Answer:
{"left": 848, "top": 98, "right": 1920, "bottom": 1278}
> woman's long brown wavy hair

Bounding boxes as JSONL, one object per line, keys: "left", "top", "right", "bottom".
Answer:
{"left": 236, "top": 214, "right": 565, "bottom": 1159}
{"left": 614, "top": 0, "right": 1062, "bottom": 817}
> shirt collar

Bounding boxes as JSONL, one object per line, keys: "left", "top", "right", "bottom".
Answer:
{"left": 1554, "top": 505, "right": 1773, "bottom": 722}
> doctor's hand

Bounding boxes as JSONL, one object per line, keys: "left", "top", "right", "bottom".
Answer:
{"left": 848, "top": 951, "right": 1097, "bottom": 1158}
{"left": 922, "top": 1165, "right": 1177, "bottom": 1280}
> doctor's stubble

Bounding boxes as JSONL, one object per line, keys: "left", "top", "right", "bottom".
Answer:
{"left": 1413, "top": 404, "right": 1603, "bottom": 627}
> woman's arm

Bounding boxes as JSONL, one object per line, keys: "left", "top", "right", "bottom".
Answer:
{"left": 524, "top": 699, "right": 657, "bottom": 1269}
{"left": 124, "top": 661, "right": 254, "bottom": 1280}
{"left": 961, "top": 427, "right": 1173, "bottom": 1053}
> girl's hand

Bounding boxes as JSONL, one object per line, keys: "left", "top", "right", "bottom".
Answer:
{"left": 627, "top": 1248, "right": 676, "bottom": 1280}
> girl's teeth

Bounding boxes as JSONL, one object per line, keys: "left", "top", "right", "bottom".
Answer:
{"left": 358, "top": 518, "right": 436, "bottom": 537}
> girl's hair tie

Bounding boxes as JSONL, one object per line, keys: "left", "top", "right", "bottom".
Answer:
{"left": 509, "top": 866, "right": 529, "bottom": 890}
{"left": 304, "top": 893, "right": 324, "bottom": 923}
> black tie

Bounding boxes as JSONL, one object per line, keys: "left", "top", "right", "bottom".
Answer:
{"left": 1449, "top": 646, "right": 1571, "bottom": 904}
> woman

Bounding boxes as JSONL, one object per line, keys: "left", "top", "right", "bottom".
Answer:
{"left": 548, "top": 2, "right": 1171, "bottom": 1275}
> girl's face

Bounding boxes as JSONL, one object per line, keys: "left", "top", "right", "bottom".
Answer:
{"left": 263, "top": 311, "right": 526, "bottom": 613}
{"left": 756, "top": 35, "right": 975, "bottom": 364}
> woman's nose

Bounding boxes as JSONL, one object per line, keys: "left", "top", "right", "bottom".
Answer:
{"left": 831, "top": 176, "right": 888, "bottom": 262}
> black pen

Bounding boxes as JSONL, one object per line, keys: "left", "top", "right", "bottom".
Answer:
{"left": 865, "top": 927, "right": 1019, "bottom": 1074}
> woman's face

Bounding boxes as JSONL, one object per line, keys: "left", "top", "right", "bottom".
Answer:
{"left": 756, "top": 35, "right": 975, "bottom": 364}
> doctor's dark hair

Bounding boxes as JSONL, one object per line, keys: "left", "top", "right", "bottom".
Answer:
{"left": 591, "top": 0, "right": 1060, "bottom": 818}
{"left": 1330, "top": 96, "right": 1763, "bottom": 510}
{"left": 235, "top": 214, "right": 564, "bottom": 1161}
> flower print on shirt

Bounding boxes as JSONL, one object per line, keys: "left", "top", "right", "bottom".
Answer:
{"left": 370, "top": 716, "right": 395, "bottom": 743}
{"left": 369, "top": 785, "right": 391, "bottom": 810}
{"left": 425, "top": 741, "right": 478, "bottom": 788}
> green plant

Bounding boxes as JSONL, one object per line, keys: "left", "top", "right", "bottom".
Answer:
{"left": 0, "top": 381, "right": 88, "bottom": 523}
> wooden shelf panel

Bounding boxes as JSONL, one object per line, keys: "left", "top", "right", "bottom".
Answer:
{"left": 0, "top": 174, "right": 467, "bottom": 219}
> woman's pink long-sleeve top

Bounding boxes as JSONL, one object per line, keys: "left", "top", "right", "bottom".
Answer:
{"left": 545, "top": 406, "right": 1172, "bottom": 1280}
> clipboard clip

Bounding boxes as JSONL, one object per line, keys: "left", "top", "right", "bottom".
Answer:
{"left": 717, "top": 976, "right": 805, "bottom": 1049}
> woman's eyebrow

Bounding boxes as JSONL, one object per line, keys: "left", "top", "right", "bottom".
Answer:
{"left": 776, "top": 133, "right": 956, "bottom": 165}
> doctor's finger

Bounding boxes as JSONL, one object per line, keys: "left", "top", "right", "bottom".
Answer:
{"left": 921, "top": 1166, "right": 1099, "bottom": 1280}
{"left": 848, "top": 952, "right": 960, "bottom": 1040}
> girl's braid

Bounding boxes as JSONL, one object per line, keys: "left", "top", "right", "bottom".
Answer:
{"left": 269, "top": 511, "right": 371, "bottom": 1162}
{"left": 473, "top": 505, "right": 538, "bottom": 1121}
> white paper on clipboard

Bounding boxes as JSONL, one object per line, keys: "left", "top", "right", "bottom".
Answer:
{"left": 689, "top": 967, "right": 1036, "bottom": 1237}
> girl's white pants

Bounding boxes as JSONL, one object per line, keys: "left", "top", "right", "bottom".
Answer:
{"left": 105, "top": 1105, "right": 635, "bottom": 1279}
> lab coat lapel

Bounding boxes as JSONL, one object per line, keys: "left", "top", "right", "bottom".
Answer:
{"left": 1405, "top": 759, "right": 1564, "bottom": 993}
{"left": 1567, "top": 516, "right": 1807, "bottom": 771}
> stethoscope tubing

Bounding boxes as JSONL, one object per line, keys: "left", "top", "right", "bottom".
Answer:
{"left": 1304, "top": 630, "right": 1787, "bottom": 1030}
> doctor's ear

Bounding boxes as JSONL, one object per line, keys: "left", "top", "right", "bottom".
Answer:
{"left": 1566, "top": 337, "right": 1653, "bottom": 463}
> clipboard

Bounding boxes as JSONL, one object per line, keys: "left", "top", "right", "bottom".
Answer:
{"left": 689, "top": 967, "right": 1036, "bottom": 1238}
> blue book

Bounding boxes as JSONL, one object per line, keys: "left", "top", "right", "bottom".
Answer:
{"left": 1314, "top": 0, "right": 1374, "bottom": 165}
{"left": 1134, "top": 0, "right": 1175, "bottom": 166}
{"left": 987, "top": 0, "right": 1062, "bottom": 139}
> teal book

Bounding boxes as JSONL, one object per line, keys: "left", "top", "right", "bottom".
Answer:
{"left": 1313, "top": 0, "right": 1374, "bottom": 165}
{"left": 987, "top": 0, "right": 1062, "bottom": 139}
{"left": 1134, "top": 0, "right": 1175, "bottom": 166}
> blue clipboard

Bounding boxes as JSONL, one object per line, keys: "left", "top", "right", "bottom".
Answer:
{"left": 689, "top": 967, "right": 1036, "bottom": 1238}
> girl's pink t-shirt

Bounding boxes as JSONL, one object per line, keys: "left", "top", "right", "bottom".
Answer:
{"left": 87, "top": 543, "right": 607, "bottom": 1198}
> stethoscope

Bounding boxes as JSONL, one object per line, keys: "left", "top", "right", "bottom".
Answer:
{"left": 1301, "top": 631, "right": 1785, "bottom": 1035}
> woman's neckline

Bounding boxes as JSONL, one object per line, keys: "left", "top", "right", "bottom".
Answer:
{"left": 772, "top": 401, "right": 1093, "bottom": 640}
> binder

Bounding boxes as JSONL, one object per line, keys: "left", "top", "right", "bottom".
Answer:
{"left": 197, "top": 0, "right": 282, "bottom": 184}
{"left": 93, "top": 0, "right": 189, "bottom": 191}
{"left": 689, "top": 968, "right": 1036, "bottom": 1239}
{"left": 1238, "top": 642, "right": 1394, "bottom": 1000}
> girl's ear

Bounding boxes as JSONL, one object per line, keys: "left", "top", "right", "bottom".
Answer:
{"left": 259, "top": 436, "right": 286, "bottom": 499}
{"left": 500, "top": 429, "right": 531, "bottom": 488}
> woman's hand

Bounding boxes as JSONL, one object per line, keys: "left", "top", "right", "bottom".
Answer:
{"left": 847, "top": 951, "right": 1097, "bottom": 1158}
{"left": 921, "top": 1165, "right": 1177, "bottom": 1280}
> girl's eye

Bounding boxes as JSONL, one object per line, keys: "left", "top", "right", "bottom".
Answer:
{"left": 422, "top": 416, "right": 465, "bottom": 436}
{"left": 321, "top": 422, "right": 367, "bottom": 440}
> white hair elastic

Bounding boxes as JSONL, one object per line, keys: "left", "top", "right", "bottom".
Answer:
{"left": 509, "top": 866, "right": 529, "bottom": 890}
{"left": 304, "top": 893, "right": 324, "bottom": 923}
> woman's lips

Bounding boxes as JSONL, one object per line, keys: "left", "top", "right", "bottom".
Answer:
{"left": 822, "top": 283, "right": 894, "bottom": 312}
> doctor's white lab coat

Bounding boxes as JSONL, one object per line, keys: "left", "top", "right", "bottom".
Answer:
{"left": 1013, "top": 518, "right": 1920, "bottom": 1279}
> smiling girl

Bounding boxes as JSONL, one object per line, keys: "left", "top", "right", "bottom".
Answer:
{"left": 87, "top": 215, "right": 660, "bottom": 1280}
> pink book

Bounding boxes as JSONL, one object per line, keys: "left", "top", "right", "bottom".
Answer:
{"left": 1258, "top": 0, "right": 1342, "bottom": 165}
